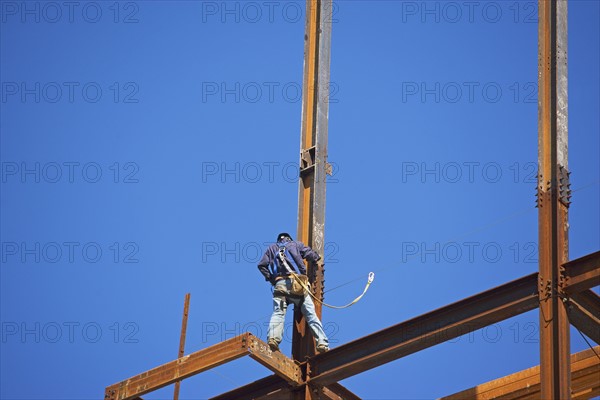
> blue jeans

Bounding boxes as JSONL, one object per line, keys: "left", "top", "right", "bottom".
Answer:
{"left": 267, "top": 278, "right": 329, "bottom": 347}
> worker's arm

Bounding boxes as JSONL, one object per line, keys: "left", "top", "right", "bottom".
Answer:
{"left": 257, "top": 250, "right": 275, "bottom": 284}
{"left": 298, "top": 242, "right": 321, "bottom": 263}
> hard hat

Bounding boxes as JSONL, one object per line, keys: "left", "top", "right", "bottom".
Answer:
{"left": 277, "top": 232, "right": 293, "bottom": 242}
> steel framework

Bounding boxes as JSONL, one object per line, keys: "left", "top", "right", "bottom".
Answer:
{"left": 105, "top": 0, "right": 600, "bottom": 399}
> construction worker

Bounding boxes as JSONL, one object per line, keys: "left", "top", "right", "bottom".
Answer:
{"left": 257, "top": 232, "right": 329, "bottom": 353}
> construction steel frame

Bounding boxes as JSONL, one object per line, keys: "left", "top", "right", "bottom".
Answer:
{"left": 105, "top": 0, "right": 600, "bottom": 399}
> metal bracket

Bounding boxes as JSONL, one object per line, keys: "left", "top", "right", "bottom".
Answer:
{"left": 558, "top": 165, "right": 572, "bottom": 207}
{"left": 300, "top": 146, "right": 316, "bottom": 177}
{"left": 535, "top": 175, "right": 550, "bottom": 208}
{"left": 539, "top": 275, "right": 553, "bottom": 300}
{"left": 557, "top": 265, "right": 569, "bottom": 302}
{"left": 300, "top": 147, "right": 333, "bottom": 181}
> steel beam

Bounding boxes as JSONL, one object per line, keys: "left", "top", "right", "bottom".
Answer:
{"left": 210, "top": 375, "right": 362, "bottom": 400}
{"left": 294, "top": 0, "right": 334, "bottom": 366}
{"left": 246, "top": 334, "right": 303, "bottom": 384}
{"left": 537, "top": 0, "right": 571, "bottom": 397}
{"left": 257, "top": 390, "right": 294, "bottom": 400}
{"left": 563, "top": 251, "right": 600, "bottom": 294}
{"left": 104, "top": 333, "right": 301, "bottom": 400}
{"left": 111, "top": 256, "right": 596, "bottom": 400}
{"left": 567, "top": 290, "right": 600, "bottom": 344}
{"left": 308, "top": 273, "right": 540, "bottom": 385}
{"left": 110, "top": 249, "right": 599, "bottom": 400}
{"left": 322, "top": 383, "right": 362, "bottom": 400}
{"left": 439, "top": 347, "right": 600, "bottom": 400}
{"left": 209, "top": 375, "right": 290, "bottom": 400}
{"left": 317, "top": 387, "right": 343, "bottom": 400}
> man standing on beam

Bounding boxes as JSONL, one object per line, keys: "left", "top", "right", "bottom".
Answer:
{"left": 258, "top": 232, "right": 329, "bottom": 354}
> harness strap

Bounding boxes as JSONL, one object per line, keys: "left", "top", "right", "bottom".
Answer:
{"left": 289, "top": 270, "right": 375, "bottom": 309}
{"left": 277, "top": 244, "right": 375, "bottom": 309}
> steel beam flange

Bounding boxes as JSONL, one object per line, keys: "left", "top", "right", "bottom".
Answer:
{"left": 247, "top": 335, "right": 303, "bottom": 385}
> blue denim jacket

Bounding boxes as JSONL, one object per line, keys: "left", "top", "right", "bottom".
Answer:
{"left": 257, "top": 240, "right": 321, "bottom": 282}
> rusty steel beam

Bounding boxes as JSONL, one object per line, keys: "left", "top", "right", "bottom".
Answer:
{"left": 246, "top": 334, "right": 303, "bottom": 384}
{"left": 257, "top": 390, "right": 293, "bottom": 400}
{"left": 111, "top": 252, "right": 597, "bottom": 400}
{"left": 209, "top": 375, "right": 289, "bottom": 400}
{"left": 293, "top": 0, "right": 333, "bottom": 367}
{"left": 105, "top": 333, "right": 302, "bottom": 400}
{"left": 574, "top": 387, "right": 600, "bottom": 399}
{"left": 308, "top": 273, "right": 540, "bottom": 386}
{"left": 568, "top": 290, "right": 600, "bottom": 344}
{"left": 322, "top": 383, "right": 362, "bottom": 400}
{"left": 563, "top": 251, "right": 600, "bottom": 294}
{"left": 572, "top": 367, "right": 600, "bottom": 398}
{"left": 211, "top": 376, "right": 362, "bottom": 400}
{"left": 105, "top": 335, "right": 249, "bottom": 400}
{"left": 211, "top": 375, "right": 362, "bottom": 400}
{"left": 537, "top": 0, "right": 571, "bottom": 398}
{"left": 173, "top": 293, "right": 191, "bottom": 400}
{"left": 439, "top": 346, "right": 600, "bottom": 400}
{"left": 317, "top": 387, "right": 343, "bottom": 400}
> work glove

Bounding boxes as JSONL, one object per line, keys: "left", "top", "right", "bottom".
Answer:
{"left": 269, "top": 276, "right": 277, "bottom": 286}
{"left": 316, "top": 258, "right": 325, "bottom": 269}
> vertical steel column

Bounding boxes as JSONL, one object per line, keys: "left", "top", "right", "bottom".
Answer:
{"left": 173, "top": 293, "right": 191, "bottom": 400}
{"left": 537, "top": 1, "right": 571, "bottom": 398}
{"left": 292, "top": 0, "right": 333, "bottom": 364}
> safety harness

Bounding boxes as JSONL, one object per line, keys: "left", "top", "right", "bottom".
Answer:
{"left": 276, "top": 244, "right": 375, "bottom": 309}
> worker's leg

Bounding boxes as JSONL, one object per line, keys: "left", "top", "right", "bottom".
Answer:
{"left": 300, "top": 294, "right": 329, "bottom": 347}
{"left": 267, "top": 283, "right": 288, "bottom": 345}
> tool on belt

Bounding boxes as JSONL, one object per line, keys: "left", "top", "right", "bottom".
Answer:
{"left": 277, "top": 245, "right": 374, "bottom": 309}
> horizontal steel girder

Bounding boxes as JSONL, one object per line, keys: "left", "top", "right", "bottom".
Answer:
{"left": 209, "top": 375, "right": 289, "bottom": 400}
{"left": 209, "top": 376, "right": 362, "bottom": 400}
{"left": 439, "top": 346, "right": 600, "bottom": 399}
{"left": 563, "top": 251, "right": 600, "bottom": 295}
{"left": 105, "top": 333, "right": 301, "bottom": 400}
{"left": 109, "top": 251, "right": 599, "bottom": 399}
{"left": 568, "top": 290, "right": 600, "bottom": 345}
{"left": 308, "top": 273, "right": 540, "bottom": 385}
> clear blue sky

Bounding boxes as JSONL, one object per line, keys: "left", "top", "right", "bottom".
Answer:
{"left": 1, "top": 1, "right": 598, "bottom": 399}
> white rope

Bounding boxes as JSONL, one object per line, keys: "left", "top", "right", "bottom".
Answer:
{"left": 278, "top": 247, "right": 374, "bottom": 309}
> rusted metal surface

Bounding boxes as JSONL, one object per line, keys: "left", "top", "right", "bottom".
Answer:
{"left": 311, "top": 383, "right": 362, "bottom": 400}
{"left": 562, "top": 251, "right": 600, "bottom": 294}
{"left": 173, "top": 293, "right": 190, "bottom": 400}
{"left": 322, "top": 383, "right": 362, "bottom": 400}
{"left": 309, "top": 274, "right": 540, "bottom": 386}
{"left": 257, "top": 389, "right": 294, "bottom": 400}
{"left": 104, "top": 333, "right": 301, "bottom": 400}
{"left": 247, "top": 334, "right": 303, "bottom": 384}
{"left": 209, "top": 375, "right": 290, "bottom": 400}
{"left": 567, "top": 290, "right": 600, "bottom": 344}
{"left": 572, "top": 374, "right": 600, "bottom": 400}
{"left": 105, "top": 335, "right": 250, "bottom": 400}
{"left": 317, "top": 387, "right": 343, "bottom": 400}
{"left": 439, "top": 347, "right": 600, "bottom": 400}
{"left": 210, "top": 375, "right": 363, "bottom": 400}
{"left": 537, "top": 0, "right": 571, "bottom": 397}
{"left": 106, "top": 257, "right": 595, "bottom": 399}
{"left": 107, "top": 253, "right": 598, "bottom": 399}
{"left": 293, "top": 0, "right": 333, "bottom": 387}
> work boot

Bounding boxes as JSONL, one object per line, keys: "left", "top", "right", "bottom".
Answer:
{"left": 268, "top": 339, "right": 279, "bottom": 352}
{"left": 316, "top": 343, "right": 329, "bottom": 353}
